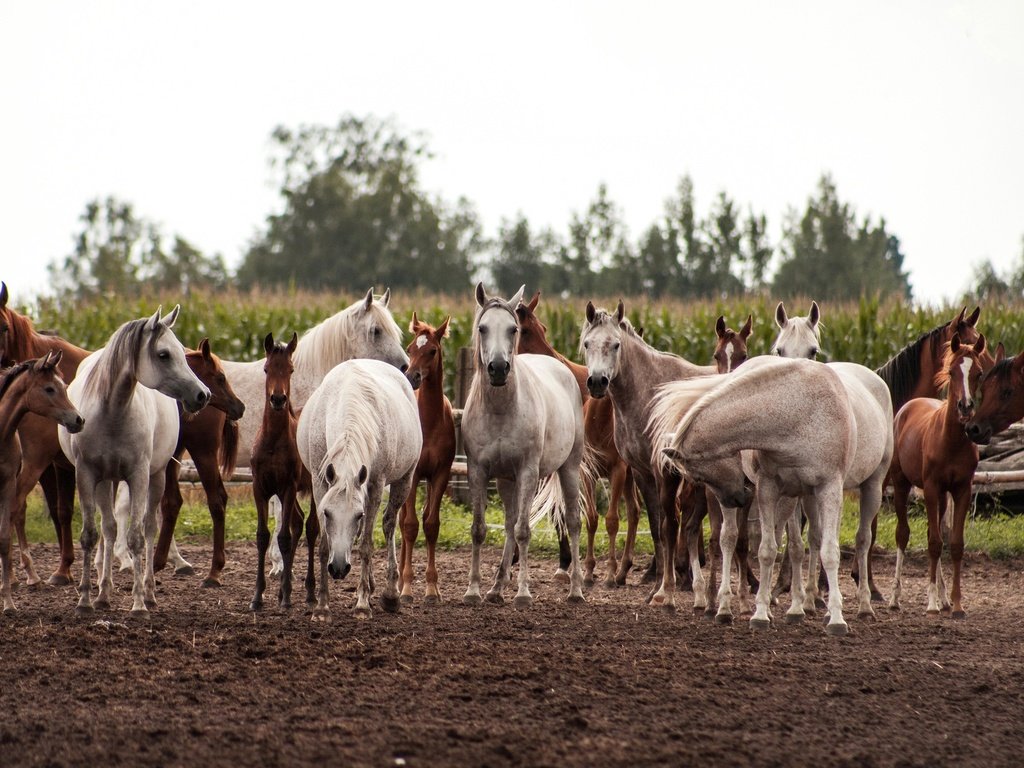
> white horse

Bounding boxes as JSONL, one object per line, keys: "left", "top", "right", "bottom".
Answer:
{"left": 58, "top": 307, "right": 210, "bottom": 615}
{"left": 296, "top": 358, "right": 421, "bottom": 619}
{"left": 462, "top": 283, "right": 587, "bottom": 607}
{"left": 652, "top": 357, "right": 861, "bottom": 635}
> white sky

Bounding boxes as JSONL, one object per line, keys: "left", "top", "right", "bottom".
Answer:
{"left": 2, "top": 1, "right": 1022, "bottom": 305}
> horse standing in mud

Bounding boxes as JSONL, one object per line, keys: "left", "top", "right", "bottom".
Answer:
{"left": 58, "top": 307, "right": 210, "bottom": 616}
{"left": 889, "top": 334, "right": 986, "bottom": 618}
{"left": 399, "top": 314, "right": 456, "bottom": 605}
{"left": 0, "top": 353, "right": 84, "bottom": 612}
{"left": 462, "top": 284, "right": 587, "bottom": 607}
{"left": 297, "top": 359, "right": 421, "bottom": 619}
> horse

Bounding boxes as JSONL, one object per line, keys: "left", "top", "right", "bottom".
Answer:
{"left": 0, "top": 352, "right": 84, "bottom": 612}
{"left": 58, "top": 307, "right": 210, "bottom": 615}
{"left": 0, "top": 282, "right": 91, "bottom": 586}
{"left": 581, "top": 301, "right": 714, "bottom": 611}
{"left": 462, "top": 283, "right": 586, "bottom": 607}
{"left": 966, "top": 344, "right": 1024, "bottom": 445}
{"left": 106, "top": 339, "right": 246, "bottom": 584}
{"left": 889, "top": 334, "right": 986, "bottom": 618}
{"left": 515, "top": 291, "right": 642, "bottom": 588}
{"left": 296, "top": 359, "right": 421, "bottom": 619}
{"left": 652, "top": 356, "right": 862, "bottom": 635}
{"left": 398, "top": 313, "right": 456, "bottom": 605}
{"left": 250, "top": 332, "right": 316, "bottom": 612}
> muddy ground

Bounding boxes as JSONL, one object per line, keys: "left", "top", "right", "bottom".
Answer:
{"left": 1, "top": 541, "right": 1022, "bottom": 768}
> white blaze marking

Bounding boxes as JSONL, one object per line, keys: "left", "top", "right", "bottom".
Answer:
{"left": 416, "top": 335, "right": 429, "bottom": 348}
{"left": 725, "top": 341, "right": 734, "bottom": 372}
{"left": 959, "top": 356, "right": 973, "bottom": 401}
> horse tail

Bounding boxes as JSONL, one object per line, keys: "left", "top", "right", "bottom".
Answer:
{"left": 219, "top": 417, "right": 240, "bottom": 479}
{"left": 528, "top": 443, "right": 597, "bottom": 534}
{"left": 648, "top": 376, "right": 725, "bottom": 471}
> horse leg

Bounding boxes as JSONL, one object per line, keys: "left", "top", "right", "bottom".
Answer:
{"left": 559, "top": 461, "right": 585, "bottom": 603}
{"left": 381, "top": 473, "right": 411, "bottom": 614}
{"left": 603, "top": 462, "right": 624, "bottom": 587}
{"left": 856, "top": 477, "right": 884, "bottom": 619}
{"left": 784, "top": 500, "right": 807, "bottom": 623}
{"left": 304, "top": 496, "right": 319, "bottom": 605}
{"left": 615, "top": 469, "right": 641, "bottom": 586}
{"left": 123, "top": 470, "right": 151, "bottom": 616}
{"left": 142, "top": 471, "right": 165, "bottom": 610}
{"left": 250, "top": 488, "right": 270, "bottom": 612}
{"left": 268, "top": 495, "right": 284, "bottom": 577}
{"left": 276, "top": 487, "right": 297, "bottom": 611}
{"left": 108, "top": 483, "right": 133, "bottom": 573}
{"left": 312, "top": 503, "right": 331, "bottom": 620}
{"left": 486, "top": 478, "right": 520, "bottom": 605}
{"left": 936, "top": 493, "right": 953, "bottom": 612}
{"left": 736, "top": 498, "right": 757, "bottom": 611}
{"left": 680, "top": 483, "right": 707, "bottom": 610}
{"left": 423, "top": 469, "right": 449, "bottom": 605}
{"left": 817, "top": 479, "right": 848, "bottom": 636}
{"left": 154, "top": 460, "right": 181, "bottom": 574}
{"left": 581, "top": 469, "right": 598, "bottom": 588}
{"left": 75, "top": 470, "right": 101, "bottom": 614}
{"left": 703, "top": 491, "right": 721, "bottom": 616}
{"left": 194, "top": 457, "right": 227, "bottom": 586}
{"left": 354, "top": 481, "right": 385, "bottom": 618}
{"left": 463, "top": 465, "right": 489, "bottom": 605}
{"left": 867, "top": 515, "right": 883, "bottom": 602}
{"left": 0, "top": 476, "right": 16, "bottom": 611}
{"left": 803, "top": 496, "right": 824, "bottom": 613}
{"left": 715, "top": 503, "right": 738, "bottom": 624}
{"left": 751, "top": 477, "right": 781, "bottom": 630}
{"left": 651, "top": 472, "right": 682, "bottom": 612}
{"left": 949, "top": 483, "right": 971, "bottom": 620}
{"left": 10, "top": 445, "right": 52, "bottom": 587}
{"left": 19, "top": 465, "right": 59, "bottom": 587}
{"left": 924, "top": 484, "right": 945, "bottom": 615}
{"left": 889, "top": 475, "right": 911, "bottom": 611}
{"left": 398, "top": 477, "right": 419, "bottom": 603}
{"left": 511, "top": 469, "right": 540, "bottom": 608}
{"left": 636, "top": 474, "right": 662, "bottom": 587}
{"left": 162, "top": 461, "right": 194, "bottom": 576}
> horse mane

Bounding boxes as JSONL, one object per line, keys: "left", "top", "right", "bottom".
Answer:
{"left": 294, "top": 298, "right": 402, "bottom": 380}
{"left": 0, "top": 360, "right": 34, "bottom": 401}
{"left": 81, "top": 317, "right": 150, "bottom": 400}
{"left": 933, "top": 340, "right": 981, "bottom": 392}
{"left": 0, "top": 305, "right": 42, "bottom": 361}
{"left": 648, "top": 374, "right": 729, "bottom": 465}
{"left": 318, "top": 371, "right": 381, "bottom": 488}
{"left": 981, "top": 356, "right": 1014, "bottom": 387}
{"left": 220, "top": 419, "right": 239, "bottom": 478}
{"left": 874, "top": 325, "right": 945, "bottom": 410}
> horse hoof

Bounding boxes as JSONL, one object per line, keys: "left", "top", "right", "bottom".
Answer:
{"left": 603, "top": 578, "right": 618, "bottom": 589}
{"left": 927, "top": 609, "right": 941, "bottom": 617}
{"left": 463, "top": 593, "right": 482, "bottom": 606}
{"left": 94, "top": 599, "right": 111, "bottom": 611}
{"left": 814, "top": 597, "right": 827, "bottom": 611}
{"left": 583, "top": 575, "right": 595, "bottom": 588}
{"left": 660, "top": 602, "right": 677, "bottom": 614}
{"left": 704, "top": 607, "right": 716, "bottom": 620}
{"left": 174, "top": 565, "right": 196, "bottom": 577}
{"left": 144, "top": 599, "right": 157, "bottom": 610}
{"left": 128, "top": 608, "right": 150, "bottom": 620}
{"left": 952, "top": 610, "right": 967, "bottom": 621}
{"left": 785, "top": 613, "right": 804, "bottom": 624}
{"left": 888, "top": 602, "right": 901, "bottom": 612}
{"left": 749, "top": 618, "right": 770, "bottom": 632}
{"left": 566, "top": 593, "right": 585, "bottom": 605}
{"left": 640, "top": 568, "right": 658, "bottom": 585}
{"left": 858, "top": 609, "right": 876, "bottom": 621}
{"left": 201, "top": 577, "right": 222, "bottom": 589}
{"left": 380, "top": 595, "right": 401, "bottom": 614}
{"left": 249, "top": 600, "right": 263, "bottom": 612}
{"left": 513, "top": 595, "right": 533, "bottom": 609}
{"left": 870, "top": 590, "right": 885, "bottom": 603}
{"left": 47, "top": 574, "right": 72, "bottom": 587}
{"left": 2, "top": 604, "right": 17, "bottom": 614}
{"left": 553, "top": 569, "right": 570, "bottom": 584}
{"left": 311, "top": 609, "right": 329, "bottom": 622}
{"left": 825, "top": 622, "right": 849, "bottom": 637}
{"left": 423, "top": 594, "right": 441, "bottom": 606}
{"left": 353, "top": 607, "right": 372, "bottom": 620}
{"left": 692, "top": 604, "right": 707, "bottom": 615}
{"left": 485, "top": 592, "right": 504, "bottom": 605}
{"left": 399, "top": 594, "right": 414, "bottom": 606}
{"left": 715, "top": 613, "right": 733, "bottom": 626}
{"left": 76, "top": 604, "right": 95, "bottom": 617}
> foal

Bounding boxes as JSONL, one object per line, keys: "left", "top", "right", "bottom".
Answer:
{"left": 399, "top": 313, "right": 456, "bottom": 604}
{"left": 889, "top": 334, "right": 986, "bottom": 618}
{"left": 0, "top": 353, "right": 84, "bottom": 611}
{"left": 250, "top": 333, "right": 315, "bottom": 611}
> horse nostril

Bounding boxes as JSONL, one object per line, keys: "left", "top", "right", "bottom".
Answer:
{"left": 400, "top": 363, "right": 409, "bottom": 373}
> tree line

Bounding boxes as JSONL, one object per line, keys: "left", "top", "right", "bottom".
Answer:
{"left": 53, "top": 113, "right": 1008, "bottom": 304}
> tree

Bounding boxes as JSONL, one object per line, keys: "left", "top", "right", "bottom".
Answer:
{"left": 238, "top": 115, "right": 479, "bottom": 293}
{"left": 772, "top": 174, "right": 911, "bottom": 301}
{"left": 741, "top": 209, "right": 773, "bottom": 291}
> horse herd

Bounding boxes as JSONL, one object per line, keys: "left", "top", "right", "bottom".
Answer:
{"left": 2, "top": 280, "right": 1023, "bottom": 634}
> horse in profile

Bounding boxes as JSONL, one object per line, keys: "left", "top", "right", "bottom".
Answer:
{"left": 0, "top": 281, "right": 90, "bottom": 586}
{"left": 462, "top": 284, "right": 586, "bottom": 607}
{"left": 251, "top": 333, "right": 315, "bottom": 611}
{"left": 399, "top": 313, "right": 456, "bottom": 605}
{"left": 515, "top": 291, "right": 641, "bottom": 588}
{"left": 653, "top": 357, "right": 860, "bottom": 634}
{"left": 581, "top": 301, "right": 713, "bottom": 610}
{"left": 296, "top": 359, "right": 421, "bottom": 619}
{"left": 889, "top": 334, "right": 986, "bottom": 618}
{"left": 966, "top": 344, "right": 1024, "bottom": 445}
{"left": 0, "top": 352, "right": 84, "bottom": 612}
{"left": 58, "top": 307, "right": 210, "bottom": 615}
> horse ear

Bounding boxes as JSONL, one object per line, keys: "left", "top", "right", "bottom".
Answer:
{"left": 775, "top": 302, "right": 788, "bottom": 328}
{"left": 808, "top": 301, "right": 820, "bottom": 328}
{"left": 437, "top": 316, "right": 451, "bottom": 339}
{"left": 995, "top": 342, "right": 1006, "bottom": 365}
{"left": 1013, "top": 350, "right": 1024, "bottom": 377}
{"left": 357, "top": 465, "right": 368, "bottom": 485}
{"left": 380, "top": 288, "right": 391, "bottom": 307}
{"left": 715, "top": 315, "right": 727, "bottom": 339}
{"left": 287, "top": 332, "right": 298, "bottom": 355}
{"left": 363, "top": 288, "right": 374, "bottom": 310}
{"left": 585, "top": 301, "right": 596, "bottom": 324}
{"left": 161, "top": 305, "right": 180, "bottom": 329}
{"left": 509, "top": 285, "right": 525, "bottom": 307}
{"left": 475, "top": 282, "right": 487, "bottom": 308}
{"left": 950, "top": 333, "right": 962, "bottom": 354}
{"left": 953, "top": 306, "right": 967, "bottom": 327}
{"left": 145, "top": 307, "right": 162, "bottom": 331}
{"left": 967, "top": 306, "right": 981, "bottom": 327}
{"left": 974, "top": 333, "right": 986, "bottom": 355}
{"left": 615, "top": 300, "right": 625, "bottom": 324}
{"left": 0, "top": 281, "right": 7, "bottom": 309}
{"left": 39, "top": 349, "right": 61, "bottom": 371}
{"left": 740, "top": 314, "right": 753, "bottom": 340}
{"left": 527, "top": 291, "right": 540, "bottom": 311}
{"left": 408, "top": 311, "right": 420, "bottom": 334}
{"left": 263, "top": 333, "right": 274, "bottom": 355}
{"left": 198, "top": 338, "right": 212, "bottom": 360}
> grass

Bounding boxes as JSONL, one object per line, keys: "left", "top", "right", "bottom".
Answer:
{"left": 23, "top": 488, "right": 1024, "bottom": 560}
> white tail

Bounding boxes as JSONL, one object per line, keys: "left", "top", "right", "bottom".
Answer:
{"left": 528, "top": 443, "right": 599, "bottom": 533}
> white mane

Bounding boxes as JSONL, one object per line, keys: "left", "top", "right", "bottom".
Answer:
{"left": 295, "top": 298, "right": 402, "bottom": 380}
{"left": 317, "top": 370, "right": 383, "bottom": 488}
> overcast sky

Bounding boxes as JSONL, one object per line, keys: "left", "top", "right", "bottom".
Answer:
{"left": 3, "top": 1, "right": 1022, "bottom": 306}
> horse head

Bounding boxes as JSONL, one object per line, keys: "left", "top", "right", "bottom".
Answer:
{"left": 581, "top": 300, "right": 627, "bottom": 398}
{"left": 263, "top": 332, "right": 298, "bottom": 412}
{"left": 405, "top": 312, "right": 450, "bottom": 391}
{"left": 136, "top": 306, "right": 211, "bottom": 414}
{"left": 714, "top": 314, "right": 753, "bottom": 373}
{"left": 474, "top": 282, "right": 524, "bottom": 387}
{"left": 967, "top": 343, "right": 1024, "bottom": 444}
{"left": 187, "top": 339, "right": 245, "bottom": 421}
{"left": 514, "top": 290, "right": 553, "bottom": 356}
{"left": 940, "top": 333, "right": 987, "bottom": 423}
{"left": 348, "top": 288, "right": 409, "bottom": 373}
{"left": 772, "top": 301, "right": 821, "bottom": 360}
{"left": 319, "top": 463, "right": 369, "bottom": 580}
{"left": 16, "top": 350, "right": 84, "bottom": 433}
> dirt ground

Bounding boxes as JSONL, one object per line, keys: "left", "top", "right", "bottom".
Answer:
{"left": 1, "top": 542, "right": 1023, "bottom": 768}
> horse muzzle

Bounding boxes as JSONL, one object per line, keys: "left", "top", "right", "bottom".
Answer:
{"left": 226, "top": 400, "right": 246, "bottom": 421}
{"left": 965, "top": 420, "right": 992, "bottom": 445}
{"left": 406, "top": 370, "right": 422, "bottom": 390}
{"left": 586, "top": 374, "right": 609, "bottom": 398}
{"left": 62, "top": 412, "right": 85, "bottom": 434}
{"left": 270, "top": 394, "right": 288, "bottom": 411}
{"left": 487, "top": 360, "right": 510, "bottom": 387}
{"left": 328, "top": 559, "right": 351, "bottom": 580}
{"left": 183, "top": 386, "right": 211, "bottom": 414}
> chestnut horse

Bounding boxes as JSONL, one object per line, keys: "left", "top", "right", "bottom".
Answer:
{"left": 0, "top": 353, "right": 84, "bottom": 611}
{"left": 889, "top": 334, "right": 986, "bottom": 618}
{"left": 966, "top": 343, "right": 1024, "bottom": 445}
{"left": 515, "top": 292, "right": 642, "bottom": 588}
{"left": 399, "top": 314, "right": 456, "bottom": 604}
{"left": 0, "top": 282, "right": 90, "bottom": 586}
{"left": 250, "top": 333, "right": 316, "bottom": 611}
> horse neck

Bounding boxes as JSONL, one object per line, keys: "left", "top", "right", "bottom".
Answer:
{"left": 937, "top": 380, "right": 972, "bottom": 449}
{"left": 0, "top": 374, "right": 31, "bottom": 441}
{"left": 7, "top": 313, "right": 89, "bottom": 378}
{"left": 416, "top": 361, "right": 448, "bottom": 423}
{"left": 525, "top": 336, "right": 588, "bottom": 401}
{"left": 259, "top": 399, "right": 295, "bottom": 443}
{"left": 467, "top": 359, "right": 522, "bottom": 416}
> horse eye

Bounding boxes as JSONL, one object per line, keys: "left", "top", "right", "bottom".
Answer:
{"left": 508, "top": 327, "right": 517, "bottom": 336}
{"left": 373, "top": 327, "right": 381, "bottom": 337}
{"left": 479, "top": 326, "right": 489, "bottom": 336}
{"left": 774, "top": 349, "right": 782, "bottom": 356}
{"left": 428, "top": 348, "right": 437, "bottom": 357}
{"left": 583, "top": 341, "right": 590, "bottom": 349}
{"left": 217, "top": 374, "right": 226, "bottom": 384}
{"left": 159, "top": 350, "right": 171, "bottom": 361}
{"left": 810, "top": 349, "right": 818, "bottom": 359}
{"left": 45, "top": 386, "right": 56, "bottom": 395}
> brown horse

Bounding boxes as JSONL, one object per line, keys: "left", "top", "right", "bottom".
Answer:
{"left": 0, "top": 282, "right": 91, "bottom": 586}
{"left": 0, "top": 353, "right": 84, "bottom": 611}
{"left": 250, "top": 332, "right": 316, "bottom": 611}
{"left": 398, "top": 314, "right": 456, "bottom": 604}
{"left": 154, "top": 339, "right": 246, "bottom": 586}
{"left": 966, "top": 344, "right": 1024, "bottom": 445}
{"left": 515, "top": 291, "right": 644, "bottom": 588}
{"left": 889, "top": 333, "right": 986, "bottom": 618}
